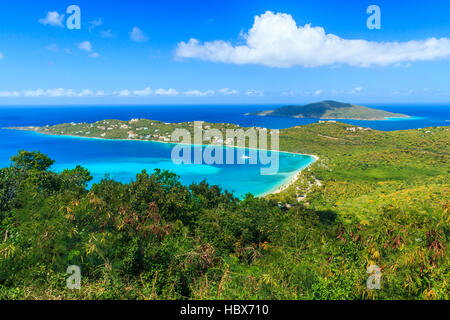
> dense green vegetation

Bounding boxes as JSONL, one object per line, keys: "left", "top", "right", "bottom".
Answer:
{"left": 0, "top": 122, "right": 448, "bottom": 300}
{"left": 9, "top": 119, "right": 245, "bottom": 145}
{"left": 248, "top": 100, "right": 409, "bottom": 120}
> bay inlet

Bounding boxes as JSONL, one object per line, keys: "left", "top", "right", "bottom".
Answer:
{"left": 0, "top": 128, "right": 315, "bottom": 198}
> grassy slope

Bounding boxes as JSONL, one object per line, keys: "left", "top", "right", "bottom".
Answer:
{"left": 272, "top": 122, "right": 448, "bottom": 210}
{"left": 259, "top": 123, "right": 449, "bottom": 300}
{"left": 197, "top": 123, "right": 449, "bottom": 299}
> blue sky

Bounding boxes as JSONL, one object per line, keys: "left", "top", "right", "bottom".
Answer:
{"left": 1, "top": 0, "right": 450, "bottom": 105}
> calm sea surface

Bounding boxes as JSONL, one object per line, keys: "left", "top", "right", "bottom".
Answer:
{"left": 1, "top": 104, "right": 448, "bottom": 197}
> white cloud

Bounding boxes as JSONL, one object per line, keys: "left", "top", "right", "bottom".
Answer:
{"left": 183, "top": 90, "right": 215, "bottom": 97}
{"left": 0, "top": 52, "right": 3, "bottom": 59}
{"left": 78, "top": 89, "right": 94, "bottom": 97}
{"left": 219, "top": 88, "right": 239, "bottom": 95}
{"left": 281, "top": 90, "right": 295, "bottom": 96}
{"left": 176, "top": 11, "right": 450, "bottom": 68}
{"left": 90, "top": 52, "right": 100, "bottom": 58}
{"left": 313, "top": 89, "right": 323, "bottom": 96}
{"left": 1, "top": 87, "right": 248, "bottom": 99}
{"left": 78, "top": 41, "right": 92, "bottom": 52}
{"left": 133, "top": 87, "right": 153, "bottom": 96}
{"left": 24, "top": 88, "right": 74, "bottom": 97}
{"left": 88, "top": 18, "right": 103, "bottom": 32}
{"left": 349, "top": 86, "right": 363, "bottom": 94}
{"left": 130, "top": 27, "right": 148, "bottom": 42}
{"left": 23, "top": 89, "right": 46, "bottom": 97}
{"left": 118, "top": 89, "right": 131, "bottom": 97}
{"left": 39, "top": 11, "right": 65, "bottom": 27}
{"left": 245, "top": 90, "right": 264, "bottom": 96}
{"left": 155, "top": 88, "right": 179, "bottom": 96}
{"left": 100, "top": 29, "right": 113, "bottom": 38}
{"left": 46, "top": 44, "right": 59, "bottom": 52}
{"left": 0, "top": 91, "right": 19, "bottom": 97}
{"left": 17, "top": 88, "right": 103, "bottom": 98}
{"left": 46, "top": 88, "right": 76, "bottom": 97}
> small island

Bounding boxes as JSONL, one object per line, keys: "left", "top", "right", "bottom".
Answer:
{"left": 246, "top": 100, "right": 410, "bottom": 120}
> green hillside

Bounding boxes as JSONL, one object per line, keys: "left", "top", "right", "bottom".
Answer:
{"left": 248, "top": 100, "right": 410, "bottom": 120}
{"left": 0, "top": 122, "right": 448, "bottom": 300}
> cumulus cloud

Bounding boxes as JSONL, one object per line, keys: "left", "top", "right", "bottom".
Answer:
{"left": 133, "top": 87, "right": 153, "bottom": 96}
{"left": 88, "top": 18, "right": 103, "bottom": 32}
{"left": 90, "top": 52, "right": 100, "bottom": 58}
{"left": 219, "top": 88, "right": 239, "bottom": 95}
{"left": 46, "top": 88, "right": 77, "bottom": 97}
{"left": 12, "top": 88, "right": 103, "bottom": 98}
{"left": 78, "top": 41, "right": 92, "bottom": 52}
{"left": 118, "top": 89, "right": 131, "bottom": 97}
{"left": 313, "top": 89, "right": 323, "bottom": 96}
{"left": 245, "top": 90, "right": 264, "bottom": 96}
{"left": 0, "top": 87, "right": 244, "bottom": 98}
{"left": 155, "top": 88, "right": 179, "bottom": 96}
{"left": 176, "top": 11, "right": 450, "bottom": 68}
{"left": 130, "top": 27, "right": 148, "bottom": 42}
{"left": 0, "top": 52, "right": 4, "bottom": 59}
{"left": 183, "top": 90, "right": 215, "bottom": 97}
{"left": 23, "top": 89, "right": 46, "bottom": 97}
{"left": 281, "top": 90, "right": 295, "bottom": 96}
{"left": 349, "top": 86, "right": 363, "bottom": 94}
{"left": 78, "top": 89, "right": 94, "bottom": 97}
{"left": 0, "top": 91, "right": 19, "bottom": 97}
{"left": 39, "top": 11, "right": 65, "bottom": 27}
{"left": 100, "top": 29, "right": 113, "bottom": 38}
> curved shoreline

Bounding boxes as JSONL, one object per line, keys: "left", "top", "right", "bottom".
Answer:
{"left": 5, "top": 128, "right": 319, "bottom": 197}
{"left": 264, "top": 155, "right": 318, "bottom": 196}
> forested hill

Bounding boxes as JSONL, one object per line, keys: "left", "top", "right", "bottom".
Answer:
{"left": 247, "top": 100, "right": 410, "bottom": 120}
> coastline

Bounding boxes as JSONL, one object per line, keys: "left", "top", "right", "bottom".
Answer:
{"left": 259, "top": 154, "right": 318, "bottom": 197}
{"left": 246, "top": 114, "right": 413, "bottom": 121}
{"left": 5, "top": 127, "right": 319, "bottom": 197}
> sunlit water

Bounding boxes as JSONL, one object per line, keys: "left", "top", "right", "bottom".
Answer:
{"left": 0, "top": 129, "right": 314, "bottom": 197}
{"left": 1, "top": 104, "right": 448, "bottom": 197}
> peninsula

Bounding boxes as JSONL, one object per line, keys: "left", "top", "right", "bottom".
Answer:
{"left": 6, "top": 119, "right": 263, "bottom": 146}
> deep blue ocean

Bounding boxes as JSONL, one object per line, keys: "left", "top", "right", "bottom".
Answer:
{"left": 0, "top": 104, "right": 448, "bottom": 197}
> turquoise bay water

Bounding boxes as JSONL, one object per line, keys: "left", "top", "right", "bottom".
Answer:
{"left": 0, "top": 129, "right": 314, "bottom": 198}
{"left": 1, "top": 104, "right": 448, "bottom": 197}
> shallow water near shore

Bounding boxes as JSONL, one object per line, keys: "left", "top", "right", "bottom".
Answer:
{"left": 0, "top": 129, "right": 315, "bottom": 198}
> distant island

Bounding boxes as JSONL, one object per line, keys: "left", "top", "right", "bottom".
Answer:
{"left": 246, "top": 100, "right": 410, "bottom": 120}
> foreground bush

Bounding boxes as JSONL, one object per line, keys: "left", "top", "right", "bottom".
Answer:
{"left": 0, "top": 151, "right": 448, "bottom": 300}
